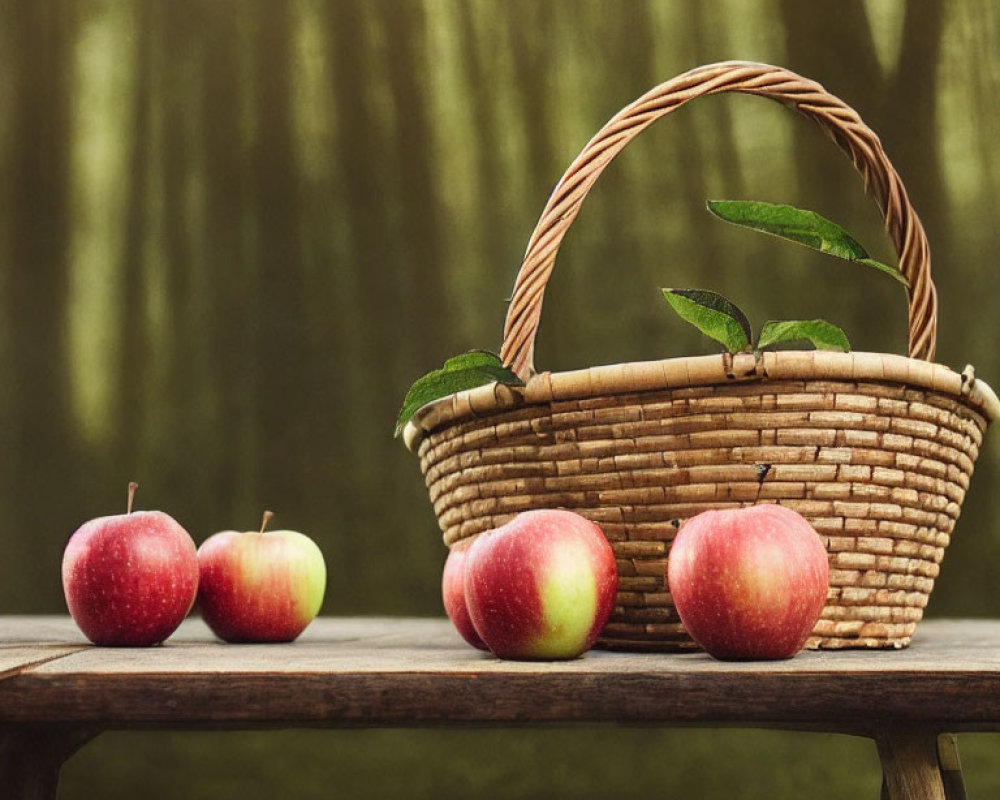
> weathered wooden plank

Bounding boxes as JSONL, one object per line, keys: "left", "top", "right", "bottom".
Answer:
{"left": 1, "top": 617, "right": 992, "bottom": 800}
{"left": 0, "top": 616, "right": 992, "bottom": 667}
{"left": 0, "top": 648, "right": 85, "bottom": 680}
{"left": 3, "top": 616, "right": 999, "bottom": 674}
{"left": 0, "top": 619, "right": 90, "bottom": 678}
{"left": 0, "top": 617, "right": 91, "bottom": 645}
{"left": 0, "top": 617, "right": 998, "bottom": 730}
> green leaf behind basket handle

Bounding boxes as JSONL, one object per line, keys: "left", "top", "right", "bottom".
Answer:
{"left": 757, "top": 319, "right": 851, "bottom": 352}
{"left": 394, "top": 351, "right": 523, "bottom": 437}
{"left": 661, "top": 289, "right": 753, "bottom": 354}
{"left": 706, "top": 199, "right": 909, "bottom": 288}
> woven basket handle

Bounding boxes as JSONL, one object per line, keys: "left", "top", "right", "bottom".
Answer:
{"left": 500, "top": 61, "right": 937, "bottom": 380}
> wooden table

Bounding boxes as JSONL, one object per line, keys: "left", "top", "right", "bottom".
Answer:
{"left": 1, "top": 617, "right": 998, "bottom": 800}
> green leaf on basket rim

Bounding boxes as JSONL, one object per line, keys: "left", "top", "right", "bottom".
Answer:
{"left": 757, "top": 319, "right": 851, "bottom": 352}
{"left": 395, "top": 350, "right": 523, "bottom": 437}
{"left": 661, "top": 288, "right": 753, "bottom": 354}
{"left": 706, "top": 199, "right": 909, "bottom": 288}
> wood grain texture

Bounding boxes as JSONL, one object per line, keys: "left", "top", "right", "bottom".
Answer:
{"left": 1, "top": 617, "right": 999, "bottom": 731}
{"left": 0, "top": 617, "right": 90, "bottom": 677}
{"left": 0, "top": 647, "right": 87, "bottom": 679}
{"left": 877, "top": 727, "right": 947, "bottom": 800}
{"left": 937, "top": 733, "right": 968, "bottom": 800}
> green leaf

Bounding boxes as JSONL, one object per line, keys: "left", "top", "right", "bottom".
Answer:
{"left": 856, "top": 257, "right": 909, "bottom": 285}
{"left": 440, "top": 351, "right": 508, "bottom": 372}
{"left": 706, "top": 199, "right": 909, "bottom": 288}
{"left": 661, "top": 289, "right": 752, "bottom": 354}
{"left": 757, "top": 319, "right": 851, "bottom": 352}
{"left": 394, "top": 351, "right": 523, "bottom": 437}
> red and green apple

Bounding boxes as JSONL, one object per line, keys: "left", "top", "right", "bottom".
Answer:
{"left": 196, "top": 511, "right": 326, "bottom": 643}
{"left": 464, "top": 508, "right": 618, "bottom": 660}
{"left": 667, "top": 503, "right": 829, "bottom": 660}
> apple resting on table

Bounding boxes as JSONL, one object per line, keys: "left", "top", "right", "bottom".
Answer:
{"left": 441, "top": 539, "right": 488, "bottom": 650}
{"left": 196, "top": 511, "right": 326, "bottom": 643}
{"left": 61, "top": 482, "right": 199, "bottom": 647}
{"left": 463, "top": 508, "right": 618, "bottom": 660}
{"left": 667, "top": 503, "right": 830, "bottom": 661}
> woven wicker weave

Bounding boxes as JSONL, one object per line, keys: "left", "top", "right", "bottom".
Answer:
{"left": 404, "top": 62, "right": 999, "bottom": 651}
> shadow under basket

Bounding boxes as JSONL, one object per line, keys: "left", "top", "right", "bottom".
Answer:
{"left": 402, "top": 62, "right": 999, "bottom": 651}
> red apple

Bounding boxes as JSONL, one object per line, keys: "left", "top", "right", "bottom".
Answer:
{"left": 61, "top": 483, "right": 199, "bottom": 647}
{"left": 464, "top": 509, "right": 618, "bottom": 660}
{"left": 667, "top": 503, "right": 830, "bottom": 660}
{"left": 442, "top": 539, "right": 489, "bottom": 650}
{"left": 196, "top": 511, "right": 326, "bottom": 643}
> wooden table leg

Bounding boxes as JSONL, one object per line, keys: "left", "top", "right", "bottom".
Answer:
{"left": 0, "top": 725, "right": 99, "bottom": 800}
{"left": 876, "top": 727, "right": 951, "bottom": 800}
{"left": 936, "top": 734, "right": 967, "bottom": 800}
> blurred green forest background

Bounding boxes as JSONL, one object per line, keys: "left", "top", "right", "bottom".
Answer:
{"left": 2, "top": 0, "right": 999, "bottom": 797}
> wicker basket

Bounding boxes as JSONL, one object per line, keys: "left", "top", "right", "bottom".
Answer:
{"left": 403, "top": 61, "right": 999, "bottom": 651}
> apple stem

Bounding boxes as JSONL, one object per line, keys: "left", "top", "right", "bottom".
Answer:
{"left": 127, "top": 482, "right": 139, "bottom": 514}
{"left": 259, "top": 510, "right": 274, "bottom": 534}
{"left": 753, "top": 463, "right": 771, "bottom": 504}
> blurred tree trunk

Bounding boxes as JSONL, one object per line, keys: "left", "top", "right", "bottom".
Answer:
{"left": 250, "top": 3, "right": 309, "bottom": 514}
{"left": 779, "top": 1, "right": 884, "bottom": 213}
{"left": 0, "top": 2, "right": 82, "bottom": 607}
{"left": 780, "top": 2, "right": 946, "bottom": 236}
{"left": 675, "top": 0, "right": 738, "bottom": 287}
{"left": 325, "top": 0, "right": 386, "bottom": 389}
{"left": 197, "top": 2, "right": 259, "bottom": 520}
{"left": 456, "top": 0, "right": 509, "bottom": 332}
{"left": 779, "top": 2, "right": 945, "bottom": 354}
{"left": 380, "top": 0, "right": 448, "bottom": 368}
{"left": 504, "top": 0, "right": 563, "bottom": 362}
{"left": 324, "top": 0, "right": 394, "bottom": 487}
{"left": 158, "top": 1, "right": 210, "bottom": 516}
{"left": 883, "top": 2, "right": 946, "bottom": 290}
{"left": 117, "top": 0, "right": 153, "bottom": 472}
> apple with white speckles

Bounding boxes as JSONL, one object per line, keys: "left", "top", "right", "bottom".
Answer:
{"left": 463, "top": 509, "right": 618, "bottom": 660}
{"left": 196, "top": 511, "right": 326, "bottom": 643}
{"left": 61, "top": 483, "right": 199, "bottom": 646}
{"left": 667, "top": 504, "right": 829, "bottom": 660}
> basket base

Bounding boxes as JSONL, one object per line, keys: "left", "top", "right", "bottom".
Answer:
{"left": 595, "top": 635, "right": 913, "bottom": 652}
{"left": 596, "top": 620, "right": 918, "bottom": 652}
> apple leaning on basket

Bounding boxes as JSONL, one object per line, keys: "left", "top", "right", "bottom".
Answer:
{"left": 397, "top": 61, "right": 999, "bottom": 657}
{"left": 668, "top": 504, "right": 830, "bottom": 660}
{"left": 445, "top": 509, "right": 618, "bottom": 661}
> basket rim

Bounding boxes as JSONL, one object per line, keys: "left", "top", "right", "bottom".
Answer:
{"left": 403, "top": 350, "right": 999, "bottom": 452}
